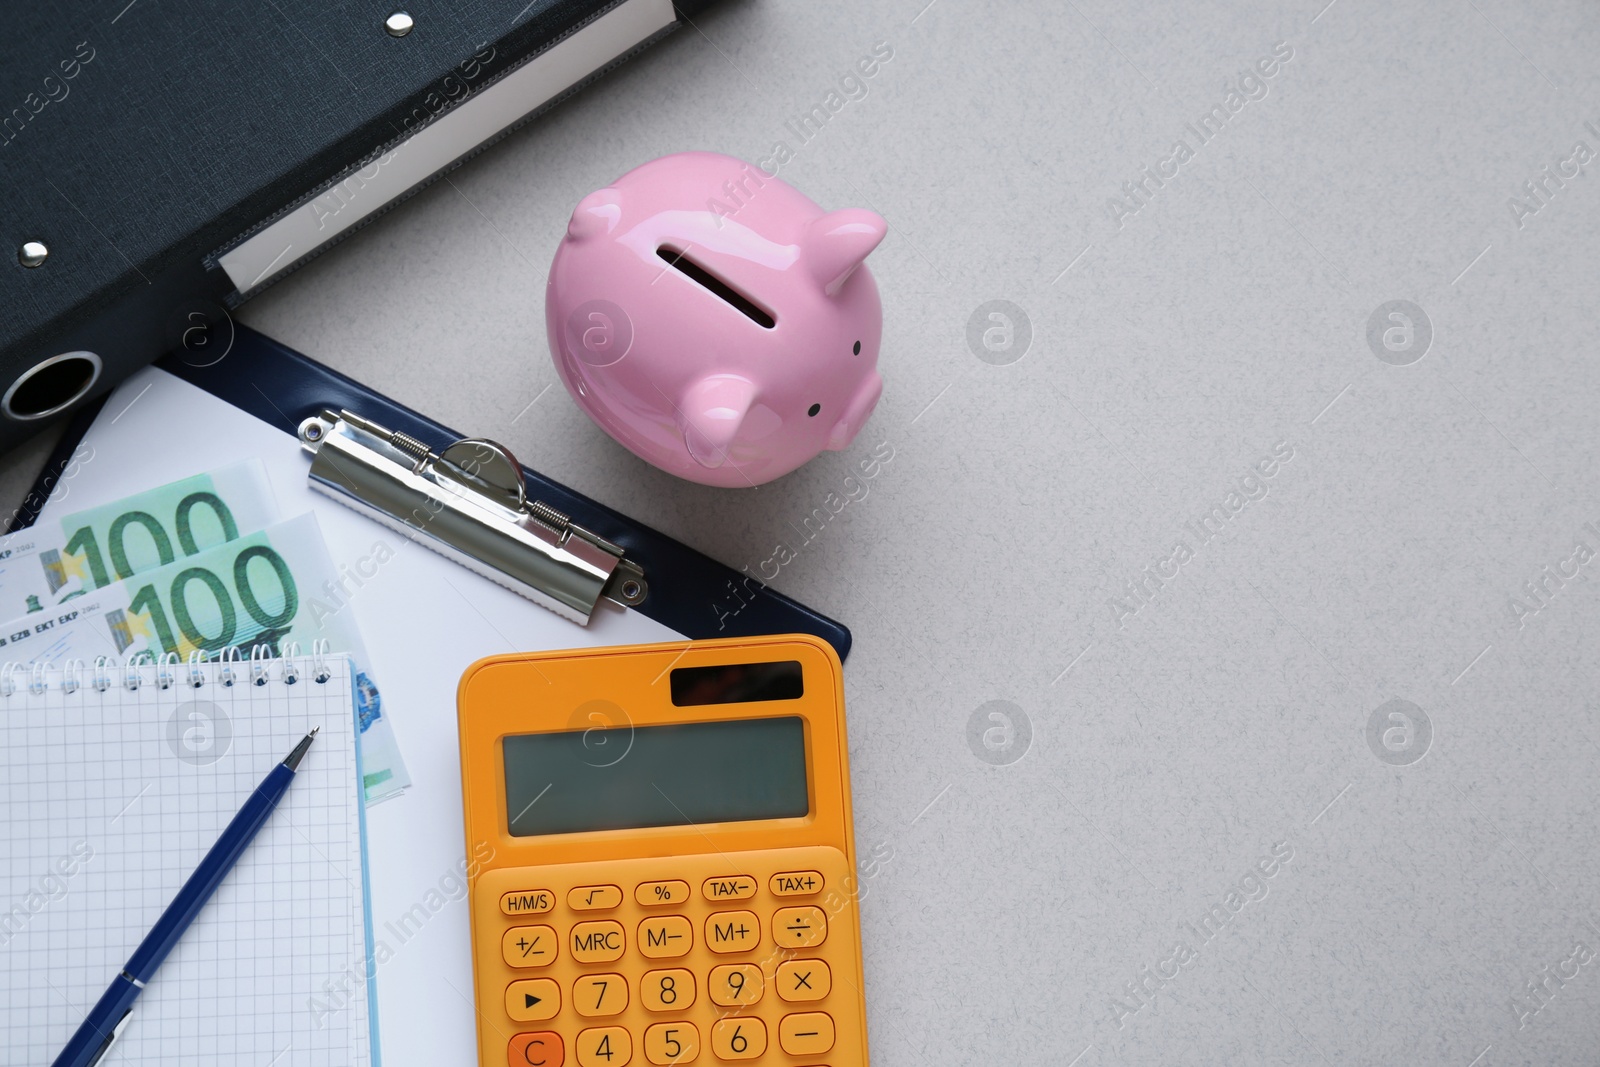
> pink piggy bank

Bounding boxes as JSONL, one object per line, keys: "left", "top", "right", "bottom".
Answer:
{"left": 547, "top": 152, "right": 887, "bottom": 487}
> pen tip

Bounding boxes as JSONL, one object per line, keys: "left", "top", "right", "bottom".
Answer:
{"left": 283, "top": 730, "right": 318, "bottom": 771}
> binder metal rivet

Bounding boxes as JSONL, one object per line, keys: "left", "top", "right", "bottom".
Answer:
{"left": 18, "top": 242, "right": 47, "bottom": 268}
{"left": 384, "top": 11, "right": 414, "bottom": 36}
{"left": 296, "top": 409, "right": 648, "bottom": 625}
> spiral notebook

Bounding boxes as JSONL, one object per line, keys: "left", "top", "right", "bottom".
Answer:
{"left": 0, "top": 650, "right": 375, "bottom": 1067}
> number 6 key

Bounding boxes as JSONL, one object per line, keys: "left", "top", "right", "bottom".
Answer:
{"left": 711, "top": 1018, "right": 766, "bottom": 1060}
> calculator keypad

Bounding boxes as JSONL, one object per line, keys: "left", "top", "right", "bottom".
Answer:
{"left": 475, "top": 846, "right": 864, "bottom": 1066}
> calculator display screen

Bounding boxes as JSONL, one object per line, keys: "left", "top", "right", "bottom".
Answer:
{"left": 503, "top": 716, "right": 808, "bottom": 836}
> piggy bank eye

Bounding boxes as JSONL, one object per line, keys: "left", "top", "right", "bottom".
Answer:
{"left": 852, "top": 340, "right": 861, "bottom": 355}
{"left": 808, "top": 403, "right": 821, "bottom": 418}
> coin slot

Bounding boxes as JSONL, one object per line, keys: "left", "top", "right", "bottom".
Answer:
{"left": 2, "top": 351, "right": 101, "bottom": 421}
{"left": 656, "top": 245, "right": 775, "bottom": 329}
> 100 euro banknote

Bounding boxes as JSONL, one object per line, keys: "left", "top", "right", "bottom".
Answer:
{"left": 0, "top": 512, "right": 411, "bottom": 804}
{"left": 0, "top": 460, "right": 279, "bottom": 619}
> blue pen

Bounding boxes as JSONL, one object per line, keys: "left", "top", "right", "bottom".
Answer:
{"left": 51, "top": 729, "right": 319, "bottom": 1067}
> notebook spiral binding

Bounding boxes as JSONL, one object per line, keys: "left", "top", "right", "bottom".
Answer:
{"left": 0, "top": 639, "right": 338, "bottom": 697}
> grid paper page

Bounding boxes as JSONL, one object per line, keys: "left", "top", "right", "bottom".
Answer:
{"left": 0, "top": 655, "right": 370, "bottom": 1067}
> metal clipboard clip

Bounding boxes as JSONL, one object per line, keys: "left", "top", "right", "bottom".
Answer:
{"left": 296, "top": 409, "right": 647, "bottom": 625}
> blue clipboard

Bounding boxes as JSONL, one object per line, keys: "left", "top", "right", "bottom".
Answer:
{"left": 10, "top": 324, "right": 851, "bottom": 659}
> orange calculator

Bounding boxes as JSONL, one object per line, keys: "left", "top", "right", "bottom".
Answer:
{"left": 457, "top": 634, "right": 869, "bottom": 1067}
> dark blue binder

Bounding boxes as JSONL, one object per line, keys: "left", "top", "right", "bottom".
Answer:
{"left": 10, "top": 324, "right": 851, "bottom": 659}
{"left": 0, "top": 0, "right": 725, "bottom": 452}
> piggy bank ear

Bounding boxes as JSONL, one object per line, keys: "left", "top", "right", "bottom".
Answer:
{"left": 568, "top": 187, "right": 623, "bottom": 240}
{"left": 680, "top": 374, "right": 757, "bottom": 469}
{"left": 802, "top": 209, "right": 887, "bottom": 296}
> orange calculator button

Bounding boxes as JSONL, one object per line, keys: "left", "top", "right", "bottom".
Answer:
{"left": 772, "top": 906, "right": 827, "bottom": 948}
{"left": 704, "top": 910, "right": 760, "bottom": 953}
{"left": 768, "top": 870, "right": 823, "bottom": 896}
{"left": 707, "top": 963, "right": 763, "bottom": 1007}
{"left": 638, "top": 915, "right": 693, "bottom": 959}
{"left": 636, "top": 879, "right": 690, "bottom": 906}
{"left": 701, "top": 875, "right": 756, "bottom": 901}
{"left": 643, "top": 1021, "right": 701, "bottom": 1065}
{"left": 506, "top": 978, "right": 560, "bottom": 1021}
{"left": 502, "top": 926, "right": 558, "bottom": 968}
{"left": 570, "top": 920, "right": 625, "bottom": 963}
{"left": 572, "top": 973, "right": 628, "bottom": 1017}
{"left": 501, "top": 890, "right": 555, "bottom": 915}
{"left": 778, "top": 1012, "right": 835, "bottom": 1056}
{"left": 575, "top": 1026, "right": 632, "bottom": 1067}
{"left": 508, "top": 1031, "right": 563, "bottom": 1067}
{"left": 775, "top": 958, "right": 830, "bottom": 1002}
{"left": 640, "top": 968, "right": 695, "bottom": 1012}
{"left": 569, "top": 885, "right": 623, "bottom": 911}
{"left": 709, "top": 1017, "right": 766, "bottom": 1060}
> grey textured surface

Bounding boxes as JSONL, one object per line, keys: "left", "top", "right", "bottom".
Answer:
{"left": 6, "top": 0, "right": 1600, "bottom": 1063}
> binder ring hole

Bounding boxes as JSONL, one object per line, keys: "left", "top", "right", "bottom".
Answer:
{"left": 2, "top": 351, "right": 101, "bottom": 421}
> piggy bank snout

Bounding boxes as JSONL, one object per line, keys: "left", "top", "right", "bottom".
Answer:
{"left": 826, "top": 370, "right": 883, "bottom": 451}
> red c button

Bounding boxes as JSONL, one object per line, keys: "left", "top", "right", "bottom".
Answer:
{"left": 509, "top": 1031, "right": 564, "bottom": 1067}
